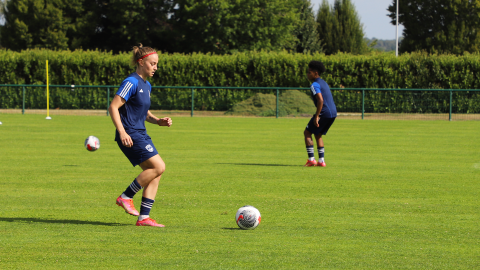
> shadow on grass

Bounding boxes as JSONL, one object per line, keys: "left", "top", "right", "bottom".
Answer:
{"left": 221, "top": 227, "right": 242, "bottom": 230}
{"left": 217, "top": 163, "right": 299, "bottom": 167}
{"left": 0, "top": 217, "right": 129, "bottom": 226}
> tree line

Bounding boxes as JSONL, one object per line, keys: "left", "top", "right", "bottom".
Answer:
{"left": 2, "top": 0, "right": 480, "bottom": 55}
{"left": 0, "top": 0, "right": 368, "bottom": 54}
{"left": 365, "top": 38, "right": 403, "bottom": 52}
{"left": 387, "top": 0, "right": 480, "bottom": 54}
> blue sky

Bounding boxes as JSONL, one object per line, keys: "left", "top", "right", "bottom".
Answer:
{"left": 310, "top": 0, "right": 404, "bottom": 40}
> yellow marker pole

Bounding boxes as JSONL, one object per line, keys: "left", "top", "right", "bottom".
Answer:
{"left": 46, "top": 60, "right": 51, "bottom": 120}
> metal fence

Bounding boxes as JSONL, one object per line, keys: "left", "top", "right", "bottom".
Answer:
{"left": 1, "top": 84, "right": 479, "bottom": 120}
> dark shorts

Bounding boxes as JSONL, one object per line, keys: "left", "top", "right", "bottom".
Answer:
{"left": 306, "top": 115, "right": 336, "bottom": 136}
{"left": 116, "top": 133, "right": 159, "bottom": 167}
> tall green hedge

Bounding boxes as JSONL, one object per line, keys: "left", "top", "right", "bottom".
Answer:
{"left": 3, "top": 49, "right": 480, "bottom": 88}
{"left": 1, "top": 49, "right": 480, "bottom": 112}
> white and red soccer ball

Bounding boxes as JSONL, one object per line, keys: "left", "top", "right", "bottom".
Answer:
{"left": 235, "top": 205, "right": 261, "bottom": 230}
{"left": 84, "top": 136, "right": 100, "bottom": 151}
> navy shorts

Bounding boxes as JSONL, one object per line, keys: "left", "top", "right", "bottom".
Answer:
{"left": 116, "top": 133, "right": 159, "bottom": 167}
{"left": 306, "top": 115, "right": 336, "bottom": 136}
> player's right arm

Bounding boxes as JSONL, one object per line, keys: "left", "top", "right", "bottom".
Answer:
{"left": 314, "top": 93, "right": 324, "bottom": 127}
{"left": 109, "top": 78, "right": 138, "bottom": 147}
{"left": 312, "top": 82, "right": 324, "bottom": 127}
{"left": 108, "top": 95, "right": 133, "bottom": 148}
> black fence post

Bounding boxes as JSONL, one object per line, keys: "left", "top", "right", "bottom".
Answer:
{"left": 107, "top": 87, "right": 110, "bottom": 116}
{"left": 276, "top": 89, "right": 279, "bottom": 118}
{"left": 22, "top": 85, "right": 26, "bottom": 115}
{"left": 362, "top": 89, "right": 365, "bottom": 120}
{"left": 191, "top": 88, "right": 194, "bottom": 117}
{"left": 449, "top": 90, "right": 452, "bottom": 121}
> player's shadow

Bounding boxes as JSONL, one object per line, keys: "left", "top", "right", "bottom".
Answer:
{"left": 217, "top": 163, "right": 298, "bottom": 167}
{"left": 0, "top": 217, "right": 129, "bottom": 226}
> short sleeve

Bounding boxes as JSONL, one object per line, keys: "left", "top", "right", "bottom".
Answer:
{"left": 116, "top": 78, "right": 138, "bottom": 101}
{"left": 310, "top": 82, "right": 321, "bottom": 95}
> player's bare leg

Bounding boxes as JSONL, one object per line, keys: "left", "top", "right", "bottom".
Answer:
{"left": 142, "top": 175, "right": 161, "bottom": 199}
{"left": 137, "top": 154, "right": 165, "bottom": 187}
{"left": 135, "top": 155, "right": 165, "bottom": 227}
{"left": 304, "top": 129, "right": 317, "bottom": 166}
{"left": 304, "top": 129, "right": 315, "bottom": 147}
{"left": 314, "top": 134, "right": 326, "bottom": 167}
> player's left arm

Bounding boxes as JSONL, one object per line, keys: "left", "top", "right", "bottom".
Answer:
{"left": 146, "top": 110, "right": 172, "bottom": 127}
{"left": 315, "top": 93, "right": 324, "bottom": 127}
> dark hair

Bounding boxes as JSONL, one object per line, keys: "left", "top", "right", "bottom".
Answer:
{"left": 131, "top": 43, "right": 156, "bottom": 66}
{"left": 308, "top": 61, "right": 326, "bottom": 75}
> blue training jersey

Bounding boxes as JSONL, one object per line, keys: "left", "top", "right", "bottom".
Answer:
{"left": 115, "top": 72, "right": 152, "bottom": 139}
{"left": 310, "top": 78, "right": 337, "bottom": 118}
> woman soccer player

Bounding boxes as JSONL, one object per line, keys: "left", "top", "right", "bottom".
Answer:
{"left": 108, "top": 44, "right": 172, "bottom": 227}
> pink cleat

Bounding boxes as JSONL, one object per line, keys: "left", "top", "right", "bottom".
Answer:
{"left": 136, "top": 218, "right": 165, "bottom": 227}
{"left": 304, "top": 159, "right": 317, "bottom": 167}
{"left": 317, "top": 162, "right": 326, "bottom": 167}
{"left": 116, "top": 196, "right": 139, "bottom": 216}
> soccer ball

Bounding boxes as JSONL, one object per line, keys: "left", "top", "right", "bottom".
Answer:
{"left": 235, "top": 205, "right": 261, "bottom": 230}
{"left": 84, "top": 136, "right": 100, "bottom": 151}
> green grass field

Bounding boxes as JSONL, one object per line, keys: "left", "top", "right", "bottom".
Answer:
{"left": 0, "top": 114, "right": 479, "bottom": 269}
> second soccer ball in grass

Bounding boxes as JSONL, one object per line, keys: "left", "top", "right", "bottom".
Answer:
{"left": 235, "top": 205, "right": 261, "bottom": 230}
{"left": 84, "top": 136, "right": 100, "bottom": 151}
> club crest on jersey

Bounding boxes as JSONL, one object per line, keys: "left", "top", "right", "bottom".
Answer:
{"left": 140, "top": 89, "right": 144, "bottom": 93}
{"left": 145, "top": 144, "right": 154, "bottom": 152}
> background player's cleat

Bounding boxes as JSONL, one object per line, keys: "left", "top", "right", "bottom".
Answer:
{"left": 317, "top": 162, "right": 326, "bottom": 167}
{"left": 304, "top": 160, "right": 317, "bottom": 167}
{"left": 116, "top": 196, "right": 139, "bottom": 216}
{"left": 136, "top": 218, "right": 165, "bottom": 227}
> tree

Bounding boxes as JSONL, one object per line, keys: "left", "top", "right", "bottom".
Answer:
{"left": 0, "top": 1, "right": 3, "bottom": 48}
{"left": 388, "top": 0, "right": 480, "bottom": 54}
{"left": 293, "top": 0, "right": 323, "bottom": 53}
{"left": 1, "top": 0, "right": 72, "bottom": 50}
{"left": 0, "top": 0, "right": 173, "bottom": 52}
{"left": 0, "top": 0, "right": 304, "bottom": 54}
{"left": 316, "top": 0, "right": 367, "bottom": 55}
{"left": 86, "top": 0, "right": 174, "bottom": 53}
{"left": 169, "top": 0, "right": 300, "bottom": 54}
{"left": 316, "top": 0, "right": 334, "bottom": 54}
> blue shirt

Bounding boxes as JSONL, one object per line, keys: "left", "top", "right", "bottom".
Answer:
{"left": 310, "top": 78, "right": 337, "bottom": 118}
{"left": 115, "top": 72, "right": 152, "bottom": 140}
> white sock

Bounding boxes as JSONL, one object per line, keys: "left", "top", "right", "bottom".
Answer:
{"left": 138, "top": 215, "right": 149, "bottom": 221}
{"left": 318, "top": 158, "right": 325, "bottom": 163}
{"left": 120, "top": 193, "right": 131, "bottom": 200}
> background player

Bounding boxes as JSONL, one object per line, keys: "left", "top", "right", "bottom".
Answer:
{"left": 108, "top": 44, "right": 172, "bottom": 227}
{"left": 304, "top": 61, "right": 337, "bottom": 167}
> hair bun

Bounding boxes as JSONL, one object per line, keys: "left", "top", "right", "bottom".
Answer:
{"left": 131, "top": 44, "right": 156, "bottom": 66}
